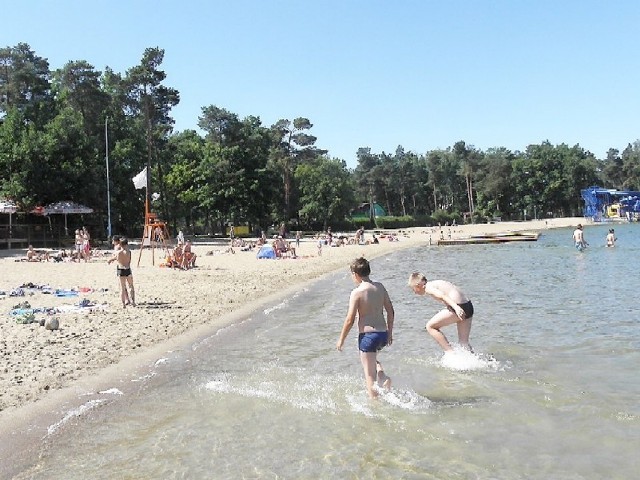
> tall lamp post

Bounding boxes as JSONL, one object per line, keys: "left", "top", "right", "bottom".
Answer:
{"left": 105, "top": 117, "right": 112, "bottom": 239}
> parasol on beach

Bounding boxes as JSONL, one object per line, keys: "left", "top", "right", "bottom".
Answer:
{"left": 44, "top": 201, "right": 94, "bottom": 235}
{"left": 0, "top": 199, "right": 18, "bottom": 236}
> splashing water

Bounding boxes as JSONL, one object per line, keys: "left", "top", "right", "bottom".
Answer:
{"left": 440, "top": 345, "right": 502, "bottom": 371}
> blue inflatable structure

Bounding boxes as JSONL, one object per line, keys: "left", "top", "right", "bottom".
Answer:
{"left": 581, "top": 186, "right": 640, "bottom": 221}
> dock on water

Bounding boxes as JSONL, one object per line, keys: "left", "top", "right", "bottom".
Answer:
{"left": 437, "top": 232, "right": 540, "bottom": 245}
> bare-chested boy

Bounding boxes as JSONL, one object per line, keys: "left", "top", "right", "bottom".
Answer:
{"left": 408, "top": 272, "right": 473, "bottom": 352}
{"left": 337, "top": 257, "right": 394, "bottom": 399}
{"left": 108, "top": 237, "right": 135, "bottom": 308}
{"left": 573, "top": 224, "right": 587, "bottom": 251}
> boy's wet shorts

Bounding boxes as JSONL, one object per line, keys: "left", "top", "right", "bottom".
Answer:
{"left": 358, "top": 331, "right": 388, "bottom": 352}
{"left": 447, "top": 300, "right": 474, "bottom": 320}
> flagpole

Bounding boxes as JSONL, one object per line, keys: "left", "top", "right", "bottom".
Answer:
{"left": 105, "top": 117, "right": 112, "bottom": 239}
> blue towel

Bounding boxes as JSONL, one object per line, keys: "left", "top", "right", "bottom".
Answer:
{"left": 55, "top": 290, "right": 79, "bottom": 297}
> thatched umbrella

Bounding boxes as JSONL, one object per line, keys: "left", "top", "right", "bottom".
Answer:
{"left": 0, "top": 199, "right": 18, "bottom": 237}
{"left": 44, "top": 201, "right": 94, "bottom": 235}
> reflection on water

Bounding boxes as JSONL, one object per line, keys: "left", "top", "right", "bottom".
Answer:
{"left": 15, "top": 225, "right": 640, "bottom": 479}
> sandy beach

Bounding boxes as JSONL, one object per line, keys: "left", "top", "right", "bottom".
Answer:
{"left": 0, "top": 218, "right": 584, "bottom": 433}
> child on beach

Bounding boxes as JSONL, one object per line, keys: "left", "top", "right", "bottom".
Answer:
{"left": 337, "top": 257, "right": 394, "bottom": 399}
{"left": 108, "top": 237, "right": 136, "bottom": 308}
{"left": 408, "top": 272, "right": 473, "bottom": 353}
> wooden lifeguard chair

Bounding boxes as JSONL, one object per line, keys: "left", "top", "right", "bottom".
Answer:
{"left": 137, "top": 210, "right": 171, "bottom": 266}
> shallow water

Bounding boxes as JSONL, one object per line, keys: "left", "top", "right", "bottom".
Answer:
{"left": 14, "top": 225, "right": 640, "bottom": 479}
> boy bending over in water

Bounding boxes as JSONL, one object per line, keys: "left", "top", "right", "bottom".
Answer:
{"left": 337, "top": 257, "right": 394, "bottom": 399}
{"left": 408, "top": 272, "right": 473, "bottom": 352}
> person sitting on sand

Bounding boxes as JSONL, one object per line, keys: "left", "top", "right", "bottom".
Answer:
{"left": 182, "top": 240, "right": 197, "bottom": 269}
{"left": 23, "top": 245, "right": 49, "bottom": 262}
{"left": 26, "top": 245, "right": 40, "bottom": 262}
{"left": 240, "top": 241, "right": 256, "bottom": 252}
{"left": 274, "top": 236, "right": 296, "bottom": 258}
{"left": 171, "top": 244, "right": 184, "bottom": 268}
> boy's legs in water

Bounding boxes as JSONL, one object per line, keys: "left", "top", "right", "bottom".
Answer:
{"left": 376, "top": 361, "right": 391, "bottom": 391}
{"left": 426, "top": 309, "right": 459, "bottom": 351}
{"left": 360, "top": 351, "right": 379, "bottom": 398}
{"left": 456, "top": 318, "right": 472, "bottom": 352}
{"left": 427, "top": 309, "right": 473, "bottom": 352}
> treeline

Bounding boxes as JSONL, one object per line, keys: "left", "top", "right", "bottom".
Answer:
{"left": 1, "top": 43, "right": 639, "bottom": 238}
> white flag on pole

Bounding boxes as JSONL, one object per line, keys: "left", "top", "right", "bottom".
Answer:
{"left": 132, "top": 166, "right": 147, "bottom": 190}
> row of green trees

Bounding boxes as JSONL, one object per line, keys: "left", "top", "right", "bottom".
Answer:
{"left": 1, "top": 43, "right": 639, "bottom": 238}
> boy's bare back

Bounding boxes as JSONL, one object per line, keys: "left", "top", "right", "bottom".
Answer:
{"left": 424, "top": 280, "right": 469, "bottom": 304}
{"left": 351, "top": 281, "right": 391, "bottom": 333}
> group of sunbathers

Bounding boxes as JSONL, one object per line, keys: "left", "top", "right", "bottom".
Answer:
{"left": 165, "top": 240, "right": 197, "bottom": 269}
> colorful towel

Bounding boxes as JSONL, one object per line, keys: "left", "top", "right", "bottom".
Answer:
{"left": 55, "top": 289, "right": 79, "bottom": 297}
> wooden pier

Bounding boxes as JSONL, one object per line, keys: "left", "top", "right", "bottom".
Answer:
{"left": 437, "top": 232, "right": 540, "bottom": 245}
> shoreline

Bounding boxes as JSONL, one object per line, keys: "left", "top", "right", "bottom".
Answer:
{"left": 0, "top": 217, "right": 586, "bottom": 471}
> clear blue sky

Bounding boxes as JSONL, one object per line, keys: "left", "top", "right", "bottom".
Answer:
{"left": 6, "top": 0, "right": 640, "bottom": 167}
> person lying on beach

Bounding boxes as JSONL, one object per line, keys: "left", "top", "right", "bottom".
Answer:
{"left": 408, "top": 272, "right": 473, "bottom": 353}
{"left": 48, "top": 249, "right": 71, "bottom": 262}
{"left": 337, "top": 257, "right": 394, "bottom": 399}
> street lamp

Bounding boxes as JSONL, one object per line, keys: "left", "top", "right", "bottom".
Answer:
{"left": 105, "top": 117, "right": 112, "bottom": 238}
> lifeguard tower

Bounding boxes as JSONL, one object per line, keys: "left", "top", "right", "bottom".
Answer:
{"left": 137, "top": 206, "right": 171, "bottom": 266}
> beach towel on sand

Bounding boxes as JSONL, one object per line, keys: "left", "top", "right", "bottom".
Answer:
{"left": 55, "top": 289, "right": 79, "bottom": 297}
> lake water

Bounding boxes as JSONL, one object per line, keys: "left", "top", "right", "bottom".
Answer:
{"left": 12, "top": 225, "right": 640, "bottom": 479}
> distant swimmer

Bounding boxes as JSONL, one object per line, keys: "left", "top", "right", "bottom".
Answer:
{"left": 337, "top": 257, "right": 394, "bottom": 399}
{"left": 572, "top": 224, "right": 588, "bottom": 251}
{"left": 408, "top": 272, "right": 473, "bottom": 353}
{"left": 606, "top": 228, "right": 616, "bottom": 247}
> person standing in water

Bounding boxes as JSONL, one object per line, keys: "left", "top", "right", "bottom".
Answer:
{"left": 337, "top": 257, "right": 394, "bottom": 399}
{"left": 573, "top": 224, "right": 587, "bottom": 251}
{"left": 108, "top": 237, "right": 136, "bottom": 308}
{"left": 606, "top": 228, "right": 616, "bottom": 247}
{"left": 408, "top": 272, "right": 474, "bottom": 353}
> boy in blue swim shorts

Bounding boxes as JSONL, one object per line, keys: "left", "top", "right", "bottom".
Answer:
{"left": 337, "top": 257, "right": 395, "bottom": 399}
